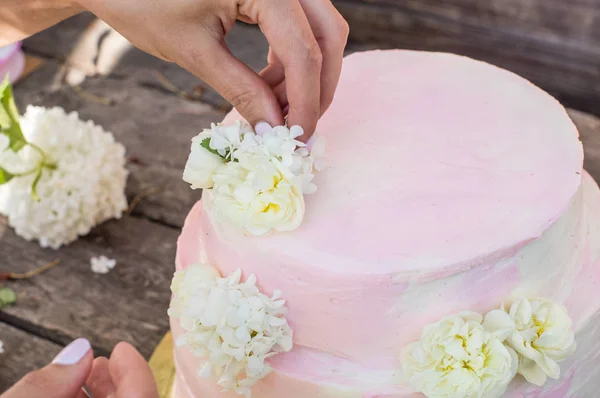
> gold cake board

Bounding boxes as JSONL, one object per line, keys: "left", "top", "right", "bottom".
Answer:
{"left": 149, "top": 332, "right": 176, "bottom": 398}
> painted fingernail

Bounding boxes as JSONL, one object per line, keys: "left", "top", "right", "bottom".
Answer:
{"left": 306, "top": 135, "right": 315, "bottom": 150}
{"left": 255, "top": 121, "right": 272, "bottom": 135}
{"left": 52, "top": 338, "right": 91, "bottom": 365}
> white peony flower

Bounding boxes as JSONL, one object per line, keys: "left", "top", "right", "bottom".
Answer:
{"left": 168, "top": 263, "right": 293, "bottom": 397}
{"left": 211, "top": 155, "right": 305, "bottom": 236}
{"left": 183, "top": 132, "right": 225, "bottom": 189}
{"left": 483, "top": 298, "right": 576, "bottom": 386}
{"left": 0, "top": 106, "right": 128, "bottom": 249}
{"left": 90, "top": 256, "right": 117, "bottom": 274}
{"left": 401, "top": 311, "right": 517, "bottom": 398}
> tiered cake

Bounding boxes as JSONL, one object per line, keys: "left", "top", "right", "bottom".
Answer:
{"left": 170, "top": 50, "right": 600, "bottom": 397}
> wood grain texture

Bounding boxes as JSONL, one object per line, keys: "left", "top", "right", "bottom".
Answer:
{"left": 0, "top": 322, "right": 61, "bottom": 392}
{"left": 570, "top": 109, "right": 600, "bottom": 180}
{"left": 332, "top": 0, "right": 600, "bottom": 117}
{"left": 0, "top": 215, "right": 178, "bottom": 360}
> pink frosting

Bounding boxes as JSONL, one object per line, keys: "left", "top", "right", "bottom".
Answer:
{"left": 171, "top": 50, "right": 600, "bottom": 397}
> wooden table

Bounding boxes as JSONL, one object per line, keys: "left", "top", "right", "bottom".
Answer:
{"left": 2, "top": 12, "right": 600, "bottom": 392}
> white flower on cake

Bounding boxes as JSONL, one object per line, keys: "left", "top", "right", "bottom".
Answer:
{"left": 401, "top": 311, "right": 517, "bottom": 398}
{"left": 168, "top": 263, "right": 293, "bottom": 397}
{"left": 0, "top": 90, "right": 128, "bottom": 248}
{"left": 182, "top": 121, "right": 325, "bottom": 235}
{"left": 182, "top": 131, "right": 225, "bottom": 189}
{"left": 483, "top": 298, "right": 576, "bottom": 387}
{"left": 211, "top": 155, "right": 305, "bottom": 235}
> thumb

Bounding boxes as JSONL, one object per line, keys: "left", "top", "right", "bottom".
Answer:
{"left": 2, "top": 338, "right": 93, "bottom": 398}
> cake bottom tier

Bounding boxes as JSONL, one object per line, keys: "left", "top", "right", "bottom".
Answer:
{"left": 170, "top": 173, "right": 600, "bottom": 398}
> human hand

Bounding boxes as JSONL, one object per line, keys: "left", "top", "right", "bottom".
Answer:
{"left": 1, "top": 338, "right": 159, "bottom": 398}
{"left": 76, "top": 0, "right": 349, "bottom": 137}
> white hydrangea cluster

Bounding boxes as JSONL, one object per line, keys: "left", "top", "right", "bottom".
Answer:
{"left": 182, "top": 121, "right": 325, "bottom": 235}
{"left": 168, "top": 263, "right": 293, "bottom": 397}
{"left": 0, "top": 106, "right": 128, "bottom": 249}
{"left": 402, "top": 298, "right": 576, "bottom": 398}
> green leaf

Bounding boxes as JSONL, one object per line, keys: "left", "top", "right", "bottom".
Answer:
{"left": 200, "top": 137, "right": 224, "bottom": 158}
{"left": 0, "top": 167, "right": 13, "bottom": 184}
{"left": 31, "top": 169, "right": 43, "bottom": 202}
{"left": 0, "top": 77, "right": 26, "bottom": 152}
{"left": 0, "top": 287, "right": 16, "bottom": 309}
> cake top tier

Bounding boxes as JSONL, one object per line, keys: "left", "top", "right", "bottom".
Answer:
{"left": 216, "top": 50, "right": 583, "bottom": 275}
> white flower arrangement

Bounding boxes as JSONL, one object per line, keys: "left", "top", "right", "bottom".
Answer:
{"left": 401, "top": 298, "right": 576, "bottom": 398}
{"left": 182, "top": 121, "right": 325, "bottom": 235}
{"left": 0, "top": 79, "right": 128, "bottom": 249}
{"left": 168, "top": 263, "right": 293, "bottom": 397}
{"left": 401, "top": 312, "right": 518, "bottom": 398}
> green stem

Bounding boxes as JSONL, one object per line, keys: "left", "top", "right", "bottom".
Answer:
{"left": 27, "top": 142, "right": 57, "bottom": 170}
{"left": 12, "top": 168, "right": 39, "bottom": 178}
{"left": 27, "top": 142, "right": 46, "bottom": 158}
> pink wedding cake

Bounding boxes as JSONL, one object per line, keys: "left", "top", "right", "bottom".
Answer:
{"left": 169, "top": 50, "right": 600, "bottom": 398}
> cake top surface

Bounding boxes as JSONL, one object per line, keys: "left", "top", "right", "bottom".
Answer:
{"left": 216, "top": 50, "right": 583, "bottom": 275}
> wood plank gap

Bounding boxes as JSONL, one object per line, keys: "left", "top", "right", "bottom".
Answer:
{"left": 0, "top": 313, "right": 111, "bottom": 358}
{"left": 335, "top": 0, "right": 600, "bottom": 55}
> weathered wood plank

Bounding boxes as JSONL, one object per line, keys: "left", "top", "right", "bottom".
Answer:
{"left": 0, "top": 322, "right": 61, "bottom": 392}
{"left": 0, "top": 215, "right": 178, "bottom": 360}
{"left": 332, "top": 0, "right": 600, "bottom": 117}
{"left": 570, "top": 109, "right": 600, "bottom": 181}
{"left": 340, "top": 0, "right": 600, "bottom": 46}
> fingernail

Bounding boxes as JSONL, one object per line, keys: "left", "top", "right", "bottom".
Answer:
{"left": 282, "top": 104, "right": 290, "bottom": 116}
{"left": 52, "top": 338, "right": 91, "bottom": 365}
{"left": 255, "top": 121, "right": 272, "bottom": 135}
{"left": 306, "top": 135, "right": 315, "bottom": 150}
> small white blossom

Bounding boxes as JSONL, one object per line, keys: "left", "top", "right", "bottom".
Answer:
{"left": 169, "top": 263, "right": 293, "bottom": 397}
{"left": 209, "top": 121, "right": 251, "bottom": 159}
{"left": 483, "top": 298, "right": 576, "bottom": 386}
{"left": 90, "top": 256, "right": 117, "bottom": 274}
{"left": 0, "top": 106, "right": 128, "bottom": 249}
{"left": 401, "top": 311, "right": 517, "bottom": 398}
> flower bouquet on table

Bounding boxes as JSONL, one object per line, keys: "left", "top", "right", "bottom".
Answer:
{"left": 0, "top": 78, "right": 128, "bottom": 248}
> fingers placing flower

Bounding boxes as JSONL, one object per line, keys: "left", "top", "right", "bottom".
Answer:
{"left": 182, "top": 121, "right": 325, "bottom": 235}
{"left": 401, "top": 311, "right": 517, "bottom": 398}
{"left": 484, "top": 298, "right": 576, "bottom": 386}
{"left": 168, "top": 264, "right": 293, "bottom": 397}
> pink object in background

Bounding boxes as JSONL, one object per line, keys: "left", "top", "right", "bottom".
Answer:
{"left": 0, "top": 42, "right": 25, "bottom": 83}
